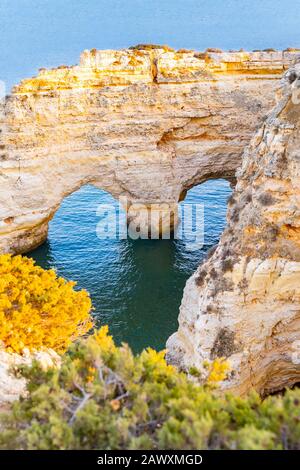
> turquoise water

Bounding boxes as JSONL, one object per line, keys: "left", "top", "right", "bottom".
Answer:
{"left": 29, "top": 180, "right": 231, "bottom": 352}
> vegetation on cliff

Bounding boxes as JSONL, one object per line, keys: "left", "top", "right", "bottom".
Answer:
{"left": 0, "top": 255, "right": 299, "bottom": 450}
{"left": 0, "top": 254, "right": 92, "bottom": 353}
{"left": 0, "top": 326, "right": 299, "bottom": 450}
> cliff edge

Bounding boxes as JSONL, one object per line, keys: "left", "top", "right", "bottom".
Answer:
{"left": 167, "top": 63, "right": 300, "bottom": 396}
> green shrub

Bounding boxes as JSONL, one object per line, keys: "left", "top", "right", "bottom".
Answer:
{"left": 0, "top": 327, "right": 299, "bottom": 450}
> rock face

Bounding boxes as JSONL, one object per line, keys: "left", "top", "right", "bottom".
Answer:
{"left": 1, "top": 48, "right": 299, "bottom": 253}
{"left": 167, "top": 64, "right": 300, "bottom": 396}
{"left": 0, "top": 348, "right": 60, "bottom": 406}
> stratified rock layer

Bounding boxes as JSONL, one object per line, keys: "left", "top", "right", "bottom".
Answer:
{"left": 1, "top": 48, "right": 299, "bottom": 253}
{"left": 167, "top": 64, "right": 300, "bottom": 396}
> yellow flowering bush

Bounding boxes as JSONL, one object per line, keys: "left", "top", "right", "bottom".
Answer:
{"left": 1, "top": 327, "right": 300, "bottom": 450}
{"left": 93, "top": 325, "right": 117, "bottom": 355}
{"left": 206, "top": 358, "right": 230, "bottom": 384}
{"left": 0, "top": 254, "right": 93, "bottom": 353}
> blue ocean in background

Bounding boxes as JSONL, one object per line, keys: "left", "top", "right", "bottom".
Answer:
{"left": 1, "top": 1, "right": 299, "bottom": 91}
{"left": 30, "top": 180, "right": 231, "bottom": 352}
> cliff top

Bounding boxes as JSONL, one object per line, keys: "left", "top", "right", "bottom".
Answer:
{"left": 12, "top": 46, "right": 300, "bottom": 93}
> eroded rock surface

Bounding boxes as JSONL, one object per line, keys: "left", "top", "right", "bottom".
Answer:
{"left": 1, "top": 48, "right": 299, "bottom": 253}
{"left": 0, "top": 348, "right": 60, "bottom": 406}
{"left": 167, "top": 63, "right": 300, "bottom": 396}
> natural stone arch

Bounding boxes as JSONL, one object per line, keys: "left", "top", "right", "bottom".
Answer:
{"left": 0, "top": 47, "right": 299, "bottom": 254}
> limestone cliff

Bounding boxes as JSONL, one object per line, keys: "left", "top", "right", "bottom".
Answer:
{"left": 167, "top": 63, "right": 300, "bottom": 396}
{"left": 0, "top": 348, "right": 60, "bottom": 407}
{"left": 1, "top": 48, "right": 299, "bottom": 253}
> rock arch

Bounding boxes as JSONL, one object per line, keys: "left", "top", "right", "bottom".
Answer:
{"left": 0, "top": 47, "right": 299, "bottom": 253}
